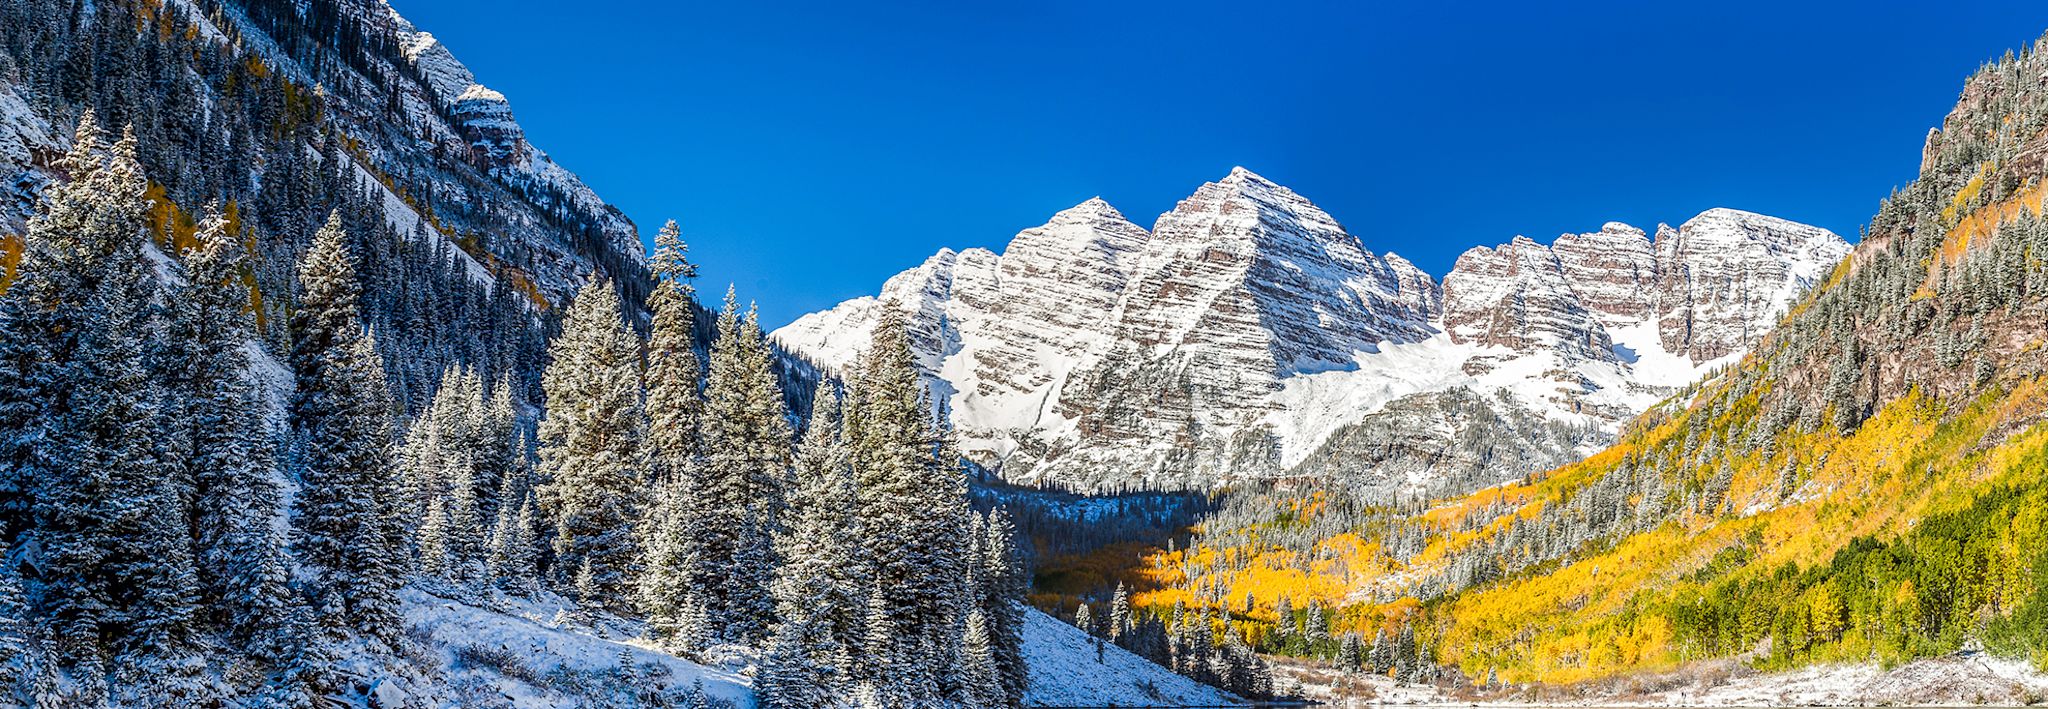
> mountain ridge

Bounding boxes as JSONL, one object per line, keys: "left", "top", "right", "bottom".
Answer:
{"left": 774, "top": 168, "right": 1849, "bottom": 492}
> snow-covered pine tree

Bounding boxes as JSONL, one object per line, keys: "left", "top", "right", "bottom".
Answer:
{"left": 535, "top": 278, "right": 646, "bottom": 611}
{"left": 474, "top": 375, "right": 521, "bottom": 524}
{"left": 644, "top": 221, "right": 702, "bottom": 492}
{"left": 163, "top": 205, "right": 293, "bottom": 644}
{"left": 980, "top": 507, "right": 1028, "bottom": 708}
{"left": 766, "top": 380, "right": 858, "bottom": 686}
{"left": 636, "top": 478, "right": 698, "bottom": 649}
{"left": 845, "top": 308, "right": 971, "bottom": 703}
{"left": 638, "top": 222, "right": 705, "bottom": 647}
{"left": 693, "top": 288, "right": 790, "bottom": 644}
{"left": 1075, "top": 603, "right": 1094, "bottom": 636}
{"left": 406, "top": 420, "right": 451, "bottom": 577}
{"left": 440, "top": 449, "right": 486, "bottom": 585}
{"left": 487, "top": 446, "right": 539, "bottom": 595}
{"left": 1305, "top": 602, "right": 1330, "bottom": 647}
{"left": 0, "top": 542, "right": 55, "bottom": 705}
{"left": 1109, "top": 581, "right": 1132, "bottom": 641}
{"left": 0, "top": 112, "right": 126, "bottom": 675}
{"left": 755, "top": 611, "right": 832, "bottom": 709}
{"left": 289, "top": 212, "right": 401, "bottom": 637}
{"left": 958, "top": 608, "right": 1000, "bottom": 709}
{"left": 0, "top": 111, "right": 108, "bottom": 546}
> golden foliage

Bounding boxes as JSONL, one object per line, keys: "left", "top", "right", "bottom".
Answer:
{"left": 0, "top": 232, "right": 22, "bottom": 294}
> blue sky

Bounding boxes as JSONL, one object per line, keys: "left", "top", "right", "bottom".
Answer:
{"left": 399, "top": 1, "right": 2048, "bottom": 328}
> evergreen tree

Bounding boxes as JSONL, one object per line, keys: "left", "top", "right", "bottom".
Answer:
{"left": 1109, "top": 581, "right": 1132, "bottom": 641}
{"left": 846, "top": 309, "right": 970, "bottom": 703}
{"left": 0, "top": 543, "right": 55, "bottom": 705}
{"left": 535, "top": 278, "right": 645, "bottom": 611}
{"left": 289, "top": 212, "right": 400, "bottom": 637}
{"left": 756, "top": 612, "right": 833, "bottom": 709}
{"left": 487, "top": 462, "right": 539, "bottom": 595}
{"left": 693, "top": 288, "right": 790, "bottom": 644}
{"left": 981, "top": 508, "right": 1028, "bottom": 708}
{"left": 164, "top": 207, "right": 293, "bottom": 641}
{"left": 1304, "top": 602, "right": 1329, "bottom": 647}
{"left": 767, "top": 380, "right": 859, "bottom": 682}
{"left": 958, "top": 609, "right": 1000, "bottom": 709}
{"left": 638, "top": 222, "right": 704, "bottom": 646}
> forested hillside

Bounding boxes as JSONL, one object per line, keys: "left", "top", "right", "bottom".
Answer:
{"left": 0, "top": 0, "right": 1032, "bottom": 706}
{"left": 1110, "top": 31, "right": 2048, "bottom": 698}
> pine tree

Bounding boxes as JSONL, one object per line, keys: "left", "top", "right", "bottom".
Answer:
{"left": 1074, "top": 604, "right": 1094, "bottom": 636}
{"left": 535, "top": 277, "right": 645, "bottom": 611}
{"left": 0, "top": 543, "right": 55, "bottom": 705}
{"left": 981, "top": 508, "right": 1028, "bottom": 708}
{"left": 1109, "top": 581, "right": 1132, "bottom": 642}
{"left": 846, "top": 309, "right": 971, "bottom": 702}
{"left": 289, "top": 212, "right": 400, "bottom": 636}
{"left": 0, "top": 118, "right": 201, "bottom": 681}
{"left": 693, "top": 288, "right": 790, "bottom": 644}
{"left": 1305, "top": 602, "right": 1329, "bottom": 647}
{"left": 756, "top": 612, "right": 833, "bottom": 709}
{"left": 638, "top": 223, "right": 704, "bottom": 646}
{"left": 440, "top": 449, "right": 485, "bottom": 584}
{"left": 487, "top": 467, "right": 539, "bottom": 595}
{"left": 958, "top": 609, "right": 1000, "bottom": 709}
{"left": 164, "top": 207, "right": 292, "bottom": 641}
{"left": 767, "top": 380, "right": 859, "bottom": 684}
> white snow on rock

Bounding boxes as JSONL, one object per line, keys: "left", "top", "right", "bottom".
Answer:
{"left": 1020, "top": 607, "right": 1244, "bottom": 707}
{"left": 775, "top": 169, "right": 1849, "bottom": 492}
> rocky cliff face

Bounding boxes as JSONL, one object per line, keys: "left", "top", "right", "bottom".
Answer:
{"left": 1442, "top": 235, "right": 1617, "bottom": 365}
{"left": 1653, "top": 208, "right": 1849, "bottom": 362}
{"left": 775, "top": 170, "right": 1849, "bottom": 492}
{"left": 1552, "top": 223, "right": 1658, "bottom": 324}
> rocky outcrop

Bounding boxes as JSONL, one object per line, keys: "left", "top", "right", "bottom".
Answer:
{"left": 450, "top": 85, "right": 525, "bottom": 170}
{"left": 1385, "top": 253, "right": 1443, "bottom": 319}
{"left": 1442, "top": 236, "right": 1616, "bottom": 364}
{"left": 1653, "top": 208, "right": 1849, "bottom": 362}
{"left": 1552, "top": 222, "right": 1658, "bottom": 324}
{"left": 1448, "top": 210, "right": 1850, "bottom": 368}
{"left": 775, "top": 171, "right": 1850, "bottom": 492}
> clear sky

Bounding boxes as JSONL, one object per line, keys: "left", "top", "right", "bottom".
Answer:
{"left": 398, "top": 1, "right": 2048, "bottom": 329}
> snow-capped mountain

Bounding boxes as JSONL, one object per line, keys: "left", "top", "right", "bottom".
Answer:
{"left": 774, "top": 169, "right": 1850, "bottom": 492}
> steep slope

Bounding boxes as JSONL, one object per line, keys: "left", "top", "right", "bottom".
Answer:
{"left": 777, "top": 170, "right": 1845, "bottom": 493}
{"left": 0, "top": 0, "right": 645, "bottom": 308}
{"left": 1019, "top": 608, "right": 1245, "bottom": 707}
{"left": 1138, "top": 30, "right": 2048, "bottom": 697}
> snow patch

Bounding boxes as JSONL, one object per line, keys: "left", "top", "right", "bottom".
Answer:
{"left": 1020, "top": 607, "right": 1243, "bottom": 707}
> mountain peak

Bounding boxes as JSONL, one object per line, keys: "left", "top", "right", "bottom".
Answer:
{"left": 1599, "top": 221, "right": 1647, "bottom": 238}
{"left": 1221, "top": 165, "right": 1274, "bottom": 186}
{"left": 1055, "top": 196, "right": 1129, "bottom": 223}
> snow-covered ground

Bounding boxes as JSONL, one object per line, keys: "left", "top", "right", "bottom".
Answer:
{"left": 1273, "top": 651, "right": 2048, "bottom": 707}
{"left": 1629, "top": 653, "right": 2048, "bottom": 707}
{"left": 398, "top": 587, "right": 756, "bottom": 708}
{"left": 1020, "top": 608, "right": 1243, "bottom": 708}
{"left": 388, "top": 589, "right": 1232, "bottom": 708}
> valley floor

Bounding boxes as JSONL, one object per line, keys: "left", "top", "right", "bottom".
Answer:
{"left": 1271, "top": 653, "right": 2048, "bottom": 707}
